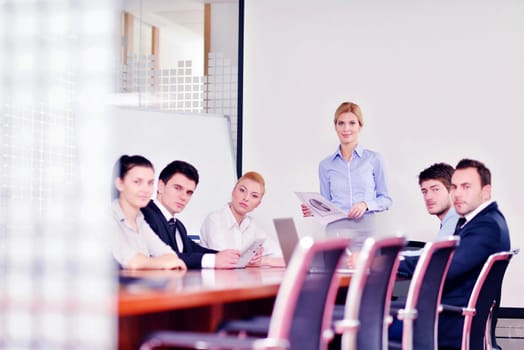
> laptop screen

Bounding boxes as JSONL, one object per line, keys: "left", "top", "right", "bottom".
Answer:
{"left": 273, "top": 217, "right": 300, "bottom": 266}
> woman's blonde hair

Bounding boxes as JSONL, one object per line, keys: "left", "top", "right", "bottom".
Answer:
{"left": 334, "top": 101, "right": 363, "bottom": 127}
{"left": 236, "top": 171, "right": 265, "bottom": 195}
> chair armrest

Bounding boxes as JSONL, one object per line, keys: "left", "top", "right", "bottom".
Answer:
{"left": 333, "top": 318, "right": 360, "bottom": 334}
{"left": 397, "top": 308, "right": 417, "bottom": 321}
{"left": 218, "top": 317, "right": 270, "bottom": 335}
{"left": 252, "top": 338, "right": 289, "bottom": 350}
{"left": 390, "top": 305, "right": 402, "bottom": 315}
{"left": 389, "top": 299, "right": 417, "bottom": 321}
{"left": 440, "top": 304, "right": 476, "bottom": 317}
{"left": 389, "top": 300, "right": 405, "bottom": 315}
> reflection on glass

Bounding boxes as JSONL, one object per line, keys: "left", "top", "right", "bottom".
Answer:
{"left": 118, "top": 0, "right": 240, "bottom": 161}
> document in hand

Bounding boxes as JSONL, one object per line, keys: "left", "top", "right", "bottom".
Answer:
{"left": 295, "top": 192, "right": 347, "bottom": 226}
{"left": 236, "top": 239, "right": 264, "bottom": 268}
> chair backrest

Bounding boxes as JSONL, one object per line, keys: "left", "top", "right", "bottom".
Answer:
{"left": 462, "top": 250, "right": 515, "bottom": 350}
{"left": 399, "top": 236, "right": 460, "bottom": 350}
{"left": 337, "top": 235, "right": 406, "bottom": 350}
{"left": 267, "top": 236, "right": 350, "bottom": 350}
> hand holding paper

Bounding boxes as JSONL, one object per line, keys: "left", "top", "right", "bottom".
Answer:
{"left": 295, "top": 192, "right": 347, "bottom": 226}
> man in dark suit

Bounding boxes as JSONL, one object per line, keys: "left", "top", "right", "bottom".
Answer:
{"left": 142, "top": 160, "right": 241, "bottom": 269}
{"left": 398, "top": 158, "right": 510, "bottom": 350}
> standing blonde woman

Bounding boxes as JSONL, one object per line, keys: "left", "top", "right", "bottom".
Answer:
{"left": 302, "top": 102, "right": 392, "bottom": 249}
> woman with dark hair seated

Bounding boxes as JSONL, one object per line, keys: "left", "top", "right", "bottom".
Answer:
{"left": 111, "top": 154, "right": 186, "bottom": 270}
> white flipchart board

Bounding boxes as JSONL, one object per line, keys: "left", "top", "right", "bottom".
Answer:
{"left": 108, "top": 107, "right": 237, "bottom": 236}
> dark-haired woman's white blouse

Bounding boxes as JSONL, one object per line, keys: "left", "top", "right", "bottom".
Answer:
{"left": 111, "top": 199, "right": 175, "bottom": 267}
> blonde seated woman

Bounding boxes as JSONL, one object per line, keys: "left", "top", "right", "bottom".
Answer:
{"left": 200, "top": 171, "right": 285, "bottom": 267}
{"left": 111, "top": 154, "right": 186, "bottom": 270}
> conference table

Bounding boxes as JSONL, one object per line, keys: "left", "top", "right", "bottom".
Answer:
{"left": 118, "top": 268, "right": 351, "bottom": 350}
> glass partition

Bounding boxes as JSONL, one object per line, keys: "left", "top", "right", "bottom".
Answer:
{"left": 119, "top": 0, "right": 241, "bottom": 173}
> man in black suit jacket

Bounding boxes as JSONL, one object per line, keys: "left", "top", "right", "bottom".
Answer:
{"left": 142, "top": 160, "right": 241, "bottom": 269}
{"left": 397, "top": 159, "right": 510, "bottom": 350}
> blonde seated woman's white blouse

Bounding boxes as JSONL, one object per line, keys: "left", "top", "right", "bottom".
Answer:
{"left": 200, "top": 204, "right": 282, "bottom": 257}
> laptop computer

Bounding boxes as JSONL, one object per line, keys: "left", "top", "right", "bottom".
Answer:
{"left": 273, "top": 217, "right": 353, "bottom": 274}
{"left": 273, "top": 217, "right": 300, "bottom": 266}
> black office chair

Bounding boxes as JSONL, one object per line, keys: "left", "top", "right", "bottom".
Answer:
{"left": 139, "top": 236, "right": 350, "bottom": 350}
{"left": 391, "top": 239, "right": 428, "bottom": 298}
{"left": 440, "top": 249, "right": 517, "bottom": 350}
{"left": 332, "top": 235, "right": 407, "bottom": 350}
{"left": 404, "top": 240, "right": 426, "bottom": 250}
{"left": 388, "top": 236, "right": 460, "bottom": 350}
{"left": 219, "top": 235, "right": 407, "bottom": 350}
{"left": 487, "top": 248, "right": 520, "bottom": 350}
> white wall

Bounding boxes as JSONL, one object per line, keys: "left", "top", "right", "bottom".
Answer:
{"left": 242, "top": 0, "right": 524, "bottom": 306}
